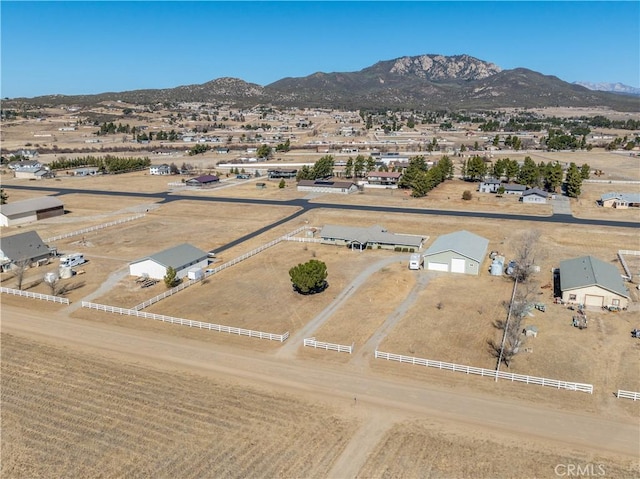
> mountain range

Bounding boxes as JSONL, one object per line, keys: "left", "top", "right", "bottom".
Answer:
{"left": 11, "top": 54, "right": 640, "bottom": 112}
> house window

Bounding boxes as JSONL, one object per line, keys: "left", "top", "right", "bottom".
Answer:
{"left": 569, "top": 294, "right": 577, "bottom": 301}
{"left": 612, "top": 299, "right": 620, "bottom": 306}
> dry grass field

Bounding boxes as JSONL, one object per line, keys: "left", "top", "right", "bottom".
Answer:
{"left": 1, "top": 333, "right": 357, "bottom": 479}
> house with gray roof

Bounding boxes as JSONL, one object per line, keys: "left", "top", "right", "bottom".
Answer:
{"left": 0, "top": 231, "right": 52, "bottom": 272}
{"left": 559, "top": 256, "right": 629, "bottom": 309}
{"left": 423, "top": 230, "right": 489, "bottom": 275}
{"left": 521, "top": 188, "right": 549, "bottom": 204}
{"left": 129, "top": 243, "right": 209, "bottom": 280}
{"left": 478, "top": 178, "right": 502, "bottom": 193}
{"left": 0, "top": 196, "right": 64, "bottom": 227}
{"left": 297, "top": 179, "right": 359, "bottom": 195}
{"left": 318, "top": 224, "right": 424, "bottom": 251}
{"left": 599, "top": 192, "right": 640, "bottom": 209}
{"left": 503, "top": 184, "right": 527, "bottom": 195}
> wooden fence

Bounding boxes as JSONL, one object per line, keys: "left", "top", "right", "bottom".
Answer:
{"left": 1, "top": 287, "right": 70, "bottom": 304}
{"left": 82, "top": 301, "right": 289, "bottom": 342}
{"left": 133, "top": 225, "right": 309, "bottom": 311}
{"left": 375, "top": 350, "right": 593, "bottom": 394}
{"left": 616, "top": 390, "right": 640, "bottom": 401}
{"left": 303, "top": 337, "right": 354, "bottom": 354}
{"left": 45, "top": 214, "right": 145, "bottom": 243}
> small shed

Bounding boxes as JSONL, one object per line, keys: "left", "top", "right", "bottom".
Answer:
{"left": 523, "top": 325, "right": 538, "bottom": 337}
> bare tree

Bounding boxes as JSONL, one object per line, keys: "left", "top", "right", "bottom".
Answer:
{"left": 488, "top": 282, "right": 537, "bottom": 368}
{"left": 12, "top": 259, "right": 29, "bottom": 290}
{"left": 511, "top": 229, "right": 542, "bottom": 283}
{"left": 44, "top": 274, "right": 60, "bottom": 296}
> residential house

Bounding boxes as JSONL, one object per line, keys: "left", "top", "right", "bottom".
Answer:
{"left": 8, "top": 159, "right": 42, "bottom": 171}
{"left": 503, "top": 184, "right": 527, "bottom": 195}
{"left": 318, "top": 224, "right": 424, "bottom": 251}
{"left": 129, "top": 243, "right": 209, "bottom": 280}
{"left": 365, "top": 171, "right": 402, "bottom": 188}
{"left": 599, "top": 192, "right": 640, "bottom": 209}
{"left": 478, "top": 178, "right": 502, "bottom": 193}
{"left": 423, "top": 230, "right": 489, "bottom": 275}
{"left": 521, "top": 188, "right": 549, "bottom": 204}
{"left": 0, "top": 231, "right": 52, "bottom": 272}
{"left": 150, "top": 164, "right": 171, "bottom": 175}
{"left": 559, "top": 255, "right": 629, "bottom": 309}
{"left": 268, "top": 169, "right": 298, "bottom": 179}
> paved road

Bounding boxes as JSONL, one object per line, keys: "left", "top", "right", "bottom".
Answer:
{"left": 4, "top": 183, "right": 639, "bottom": 230}
{"left": 3, "top": 305, "right": 638, "bottom": 461}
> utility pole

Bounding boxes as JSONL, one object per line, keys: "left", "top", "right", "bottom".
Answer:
{"left": 496, "top": 277, "right": 518, "bottom": 381}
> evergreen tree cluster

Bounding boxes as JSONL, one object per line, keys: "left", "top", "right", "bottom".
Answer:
{"left": 398, "top": 155, "right": 454, "bottom": 198}
{"left": 48, "top": 155, "right": 151, "bottom": 173}
{"left": 296, "top": 155, "right": 335, "bottom": 181}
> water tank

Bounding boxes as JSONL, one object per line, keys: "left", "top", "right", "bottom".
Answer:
{"left": 59, "top": 266, "right": 73, "bottom": 279}
{"left": 44, "top": 271, "right": 59, "bottom": 284}
{"left": 490, "top": 259, "right": 504, "bottom": 276}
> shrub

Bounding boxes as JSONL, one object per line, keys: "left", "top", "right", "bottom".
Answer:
{"left": 462, "top": 190, "right": 473, "bottom": 201}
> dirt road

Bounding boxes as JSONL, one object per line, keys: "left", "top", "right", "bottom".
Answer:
{"left": 3, "top": 304, "right": 638, "bottom": 465}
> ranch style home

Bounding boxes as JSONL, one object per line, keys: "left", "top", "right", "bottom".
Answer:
{"left": 364, "top": 171, "right": 402, "bottom": 188}
{"left": 268, "top": 168, "right": 298, "bottom": 179}
{"left": 0, "top": 231, "right": 52, "bottom": 272}
{"left": 149, "top": 164, "right": 171, "bottom": 175}
{"left": 0, "top": 196, "right": 64, "bottom": 227}
{"left": 599, "top": 192, "right": 640, "bottom": 209}
{"left": 422, "top": 230, "right": 489, "bottom": 275}
{"left": 129, "top": 243, "right": 209, "bottom": 280}
{"left": 521, "top": 188, "right": 549, "bottom": 204}
{"left": 318, "top": 224, "right": 424, "bottom": 251}
{"left": 559, "top": 255, "right": 629, "bottom": 309}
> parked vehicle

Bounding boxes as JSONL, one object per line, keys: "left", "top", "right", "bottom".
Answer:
{"left": 59, "top": 253, "right": 86, "bottom": 268}
{"left": 409, "top": 253, "right": 423, "bottom": 270}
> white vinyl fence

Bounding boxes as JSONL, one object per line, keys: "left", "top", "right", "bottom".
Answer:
{"left": 303, "top": 337, "right": 354, "bottom": 354}
{"left": 44, "top": 214, "right": 145, "bottom": 243}
{"left": 82, "top": 302, "right": 289, "bottom": 342}
{"left": 375, "top": 350, "right": 593, "bottom": 394}
{"left": 616, "top": 390, "right": 640, "bottom": 401}
{"left": 618, "top": 250, "right": 640, "bottom": 281}
{"left": 133, "top": 225, "right": 310, "bottom": 311}
{"left": 1, "top": 287, "right": 70, "bottom": 304}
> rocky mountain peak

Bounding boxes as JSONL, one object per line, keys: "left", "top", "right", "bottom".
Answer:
{"left": 388, "top": 54, "right": 502, "bottom": 81}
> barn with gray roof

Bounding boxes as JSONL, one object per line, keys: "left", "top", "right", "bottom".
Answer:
{"left": 559, "top": 255, "right": 629, "bottom": 309}
{"left": 0, "top": 196, "right": 64, "bottom": 227}
{"left": 422, "top": 230, "right": 489, "bottom": 275}
{"left": 129, "top": 243, "right": 209, "bottom": 280}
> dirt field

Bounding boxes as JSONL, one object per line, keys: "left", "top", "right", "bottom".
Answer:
{"left": 1, "top": 333, "right": 356, "bottom": 479}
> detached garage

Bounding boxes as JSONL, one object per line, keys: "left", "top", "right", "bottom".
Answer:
{"left": 129, "top": 243, "right": 208, "bottom": 280}
{"left": 423, "top": 230, "right": 489, "bottom": 275}
{"left": 559, "top": 256, "right": 629, "bottom": 309}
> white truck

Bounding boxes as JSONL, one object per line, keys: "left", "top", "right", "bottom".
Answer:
{"left": 59, "top": 253, "right": 86, "bottom": 267}
{"left": 409, "top": 253, "right": 423, "bottom": 270}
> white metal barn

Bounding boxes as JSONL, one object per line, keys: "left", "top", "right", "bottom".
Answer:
{"left": 129, "top": 243, "right": 209, "bottom": 280}
{"left": 422, "top": 230, "right": 489, "bottom": 275}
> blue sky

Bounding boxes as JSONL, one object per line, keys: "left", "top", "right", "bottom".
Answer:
{"left": 2, "top": 1, "right": 639, "bottom": 98}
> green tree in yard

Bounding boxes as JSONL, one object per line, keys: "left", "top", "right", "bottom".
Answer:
{"left": 289, "top": 259, "right": 328, "bottom": 295}
{"left": 344, "top": 157, "right": 354, "bottom": 178}
{"left": 398, "top": 156, "right": 428, "bottom": 190}
{"left": 353, "top": 155, "right": 366, "bottom": 178}
{"left": 462, "top": 190, "right": 473, "bottom": 200}
{"left": 257, "top": 144, "right": 272, "bottom": 159}
{"left": 164, "top": 266, "right": 179, "bottom": 288}
{"left": 312, "top": 155, "right": 334, "bottom": 179}
{"left": 517, "top": 156, "right": 538, "bottom": 186}
{"left": 465, "top": 155, "right": 488, "bottom": 181}
{"left": 505, "top": 159, "right": 519, "bottom": 182}
{"left": 492, "top": 158, "right": 506, "bottom": 179}
{"left": 278, "top": 178, "right": 286, "bottom": 188}
{"left": 0, "top": 189, "right": 7, "bottom": 205}
{"left": 580, "top": 163, "right": 591, "bottom": 180}
{"left": 437, "top": 155, "right": 455, "bottom": 179}
{"left": 543, "top": 161, "right": 563, "bottom": 192}
{"left": 565, "top": 162, "right": 583, "bottom": 198}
